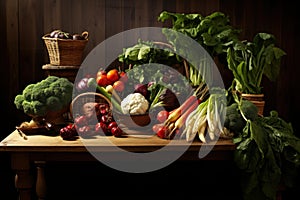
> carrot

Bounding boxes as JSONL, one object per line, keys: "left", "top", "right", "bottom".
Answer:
{"left": 168, "top": 100, "right": 199, "bottom": 136}
{"left": 164, "top": 83, "right": 209, "bottom": 127}
{"left": 174, "top": 100, "right": 199, "bottom": 130}
{"left": 165, "top": 95, "right": 198, "bottom": 125}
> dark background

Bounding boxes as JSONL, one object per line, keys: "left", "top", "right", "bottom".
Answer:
{"left": 0, "top": 0, "right": 299, "bottom": 199}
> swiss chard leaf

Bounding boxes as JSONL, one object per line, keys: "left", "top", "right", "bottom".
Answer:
{"left": 226, "top": 32, "right": 286, "bottom": 94}
{"left": 234, "top": 110, "right": 300, "bottom": 200}
{"left": 263, "top": 46, "right": 286, "bottom": 81}
{"left": 158, "top": 11, "right": 240, "bottom": 57}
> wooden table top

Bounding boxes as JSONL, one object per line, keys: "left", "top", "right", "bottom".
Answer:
{"left": 0, "top": 130, "right": 236, "bottom": 154}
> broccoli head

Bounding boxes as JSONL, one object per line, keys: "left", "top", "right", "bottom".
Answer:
{"left": 224, "top": 102, "right": 246, "bottom": 134}
{"left": 239, "top": 99, "right": 258, "bottom": 121}
{"left": 224, "top": 100, "right": 259, "bottom": 134}
{"left": 14, "top": 76, "right": 73, "bottom": 117}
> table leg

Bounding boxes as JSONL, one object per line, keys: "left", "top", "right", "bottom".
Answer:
{"left": 11, "top": 153, "right": 33, "bottom": 200}
{"left": 35, "top": 161, "right": 47, "bottom": 200}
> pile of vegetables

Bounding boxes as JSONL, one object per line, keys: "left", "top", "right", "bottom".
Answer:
{"left": 12, "top": 10, "right": 299, "bottom": 199}
{"left": 60, "top": 101, "right": 123, "bottom": 140}
{"left": 113, "top": 21, "right": 230, "bottom": 140}
{"left": 156, "top": 10, "right": 300, "bottom": 200}
{"left": 121, "top": 63, "right": 192, "bottom": 112}
{"left": 46, "top": 29, "right": 88, "bottom": 40}
{"left": 117, "top": 40, "right": 191, "bottom": 110}
{"left": 181, "top": 87, "right": 227, "bottom": 142}
{"left": 75, "top": 67, "right": 187, "bottom": 116}
{"left": 151, "top": 85, "right": 230, "bottom": 141}
{"left": 155, "top": 83, "right": 209, "bottom": 139}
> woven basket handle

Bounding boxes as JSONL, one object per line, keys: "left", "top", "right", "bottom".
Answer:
{"left": 152, "top": 41, "right": 174, "bottom": 50}
{"left": 81, "top": 31, "right": 89, "bottom": 40}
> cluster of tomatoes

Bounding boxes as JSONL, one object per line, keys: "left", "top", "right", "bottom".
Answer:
{"left": 96, "top": 68, "right": 128, "bottom": 92}
{"left": 60, "top": 102, "right": 123, "bottom": 140}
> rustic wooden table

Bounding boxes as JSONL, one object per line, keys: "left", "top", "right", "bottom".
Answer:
{"left": 0, "top": 130, "right": 235, "bottom": 200}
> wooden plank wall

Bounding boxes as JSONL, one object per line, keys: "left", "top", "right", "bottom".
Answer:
{"left": 1, "top": 0, "right": 299, "bottom": 139}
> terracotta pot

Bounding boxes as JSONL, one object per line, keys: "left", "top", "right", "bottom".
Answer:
{"left": 240, "top": 93, "right": 265, "bottom": 116}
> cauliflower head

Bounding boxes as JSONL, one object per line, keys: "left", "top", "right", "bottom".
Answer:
{"left": 121, "top": 93, "right": 149, "bottom": 115}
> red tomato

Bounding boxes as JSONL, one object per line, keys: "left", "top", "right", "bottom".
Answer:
{"left": 113, "top": 80, "right": 125, "bottom": 92}
{"left": 156, "top": 126, "right": 167, "bottom": 139}
{"left": 108, "top": 121, "right": 118, "bottom": 130}
{"left": 96, "top": 74, "right": 109, "bottom": 87}
{"left": 152, "top": 123, "right": 164, "bottom": 133}
{"left": 107, "top": 69, "right": 119, "bottom": 83}
{"left": 111, "top": 126, "right": 123, "bottom": 137}
{"left": 95, "top": 122, "right": 108, "bottom": 135}
{"left": 156, "top": 110, "right": 169, "bottom": 123}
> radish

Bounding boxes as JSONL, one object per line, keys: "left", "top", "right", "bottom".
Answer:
{"left": 134, "top": 83, "right": 148, "bottom": 97}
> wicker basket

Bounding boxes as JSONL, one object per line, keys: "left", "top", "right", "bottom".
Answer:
{"left": 42, "top": 31, "right": 88, "bottom": 66}
{"left": 70, "top": 92, "right": 112, "bottom": 118}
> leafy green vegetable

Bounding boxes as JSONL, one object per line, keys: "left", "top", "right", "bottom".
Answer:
{"left": 224, "top": 99, "right": 258, "bottom": 135}
{"left": 227, "top": 33, "right": 286, "bottom": 94}
{"left": 224, "top": 102, "right": 246, "bottom": 134}
{"left": 118, "top": 39, "right": 196, "bottom": 114}
{"left": 158, "top": 11, "right": 241, "bottom": 57}
{"left": 239, "top": 99, "right": 258, "bottom": 121}
{"left": 14, "top": 76, "right": 73, "bottom": 116}
{"left": 233, "top": 110, "right": 300, "bottom": 200}
{"left": 118, "top": 39, "right": 181, "bottom": 67}
{"left": 157, "top": 11, "right": 241, "bottom": 88}
{"left": 146, "top": 82, "right": 165, "bottom": 111}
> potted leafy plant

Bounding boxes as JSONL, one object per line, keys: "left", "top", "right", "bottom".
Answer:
{"left": 226, "top": 32, "right": 286, "bottom": 115}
